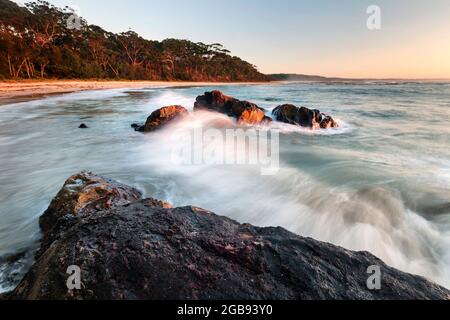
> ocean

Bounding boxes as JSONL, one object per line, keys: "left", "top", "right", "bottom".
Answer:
{"left": 1, "top": 81, "right": 450, "bottom": 292}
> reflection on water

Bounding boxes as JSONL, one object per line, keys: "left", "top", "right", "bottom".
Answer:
{"left": 1, "top": 82, "right": 450, "bottom": 291}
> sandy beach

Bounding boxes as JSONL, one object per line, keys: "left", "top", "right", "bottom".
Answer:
{"left": 0, "top": 80, "right": 267, "bottom": 104}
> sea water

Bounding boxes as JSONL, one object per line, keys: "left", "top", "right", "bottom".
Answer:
{"left": 1, "top": 82, "right": 450, "bottom": 292}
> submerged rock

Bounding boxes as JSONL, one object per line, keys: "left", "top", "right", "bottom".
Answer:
{"left": 78, "top": 123, "right": 88, "bottom": 129}
{"left": 272, "top": 104, "right": 339, "bottom": 129}
{"left": 135, "top": 105, "right": 188, "bottom": 132}
{"left": 6, "top": 173, "right": 450, "bottom": 300}
{"left": 130, "top": 123, "right": 143, "bottom": 130}
{"left": 194, "top": 90, "right": 271, "bottom": 125}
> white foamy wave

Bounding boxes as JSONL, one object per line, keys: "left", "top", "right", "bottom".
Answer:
{"left": 147, "top": 91, "right": 197, "bottom": 113}
{"left": 0, "top": 268, "right": 14, "bottom": 293}
{"left": 259, "top": 118, "right": 354, "bottom": 136}
{"left": 0, "top": 248, "right": 37, "bottom": 294}
{"left": 131, "top": 115, "right": 450, "bottom": 288}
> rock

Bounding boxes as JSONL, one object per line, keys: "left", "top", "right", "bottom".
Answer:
{"left": 39, "top": 171, "right": 142, "bottom": 237}
{"left": 194, "top": 90, "right": 270, "bottom": 125}
{"left": 131, "top": 123, "right": 143, "bottom": 130}
{"left": 39, "top": 172, "right": 142, "bottom": 233}
{"left": 6, "top": 173, "right": 450, "bottom": 300}
{"left": 272, "top": 104, "right": 339, "bottom": 129}
{"left": 319, "top": 114, "right": 339, "bottom": 129}
{"left": 136, "top": 105, "right": 188, "bottom": 132}
{"left": 142, "top": 197, "right": 173, "bottom": 209}
{"left": 78, "top": 123, "right": 88, "bottom": 129}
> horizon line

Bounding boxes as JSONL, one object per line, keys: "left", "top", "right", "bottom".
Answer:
{"left": 267, "top": 73, "right": 450, "bottom": 81}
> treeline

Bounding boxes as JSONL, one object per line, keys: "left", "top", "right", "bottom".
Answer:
{"left": 268, "top": 74, "right": 345, "bottom": 81}
{"left": 0, "top": 0, "right": 267, "bottom": 81}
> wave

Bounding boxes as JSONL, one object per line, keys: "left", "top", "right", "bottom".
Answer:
{"left": 146, "top": 90, "right": 198, "bottom": 112}
{"left": 262, "top": 118, "right": 354, "bottom": 135}
{"left": 131, "top": 108, "right": 450, "bottom": 288}
{"left": 2, "top": 83, "right": 450, "bottom": 292}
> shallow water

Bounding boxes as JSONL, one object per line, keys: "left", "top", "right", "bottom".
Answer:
{"left": 1, "top": 82, "right": 450, "bottom": 292}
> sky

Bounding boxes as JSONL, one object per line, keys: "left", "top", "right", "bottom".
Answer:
{"left": 13, "top": 0, "right": 450, "bottom": 79}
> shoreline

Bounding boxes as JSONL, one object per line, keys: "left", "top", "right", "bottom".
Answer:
{"left": 0, "top": 80, "right": 270, "bottom": 104}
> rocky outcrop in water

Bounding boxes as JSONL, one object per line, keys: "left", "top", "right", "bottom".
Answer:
{"left": 272, "top": 104, "right": 339, "bottom": 129}
{"left": 134, "top": 105, "right": 188, "bottom": 132}
{"left": 194, "top": 90, "right": 272, "bottom": 125}
{"left": 5, "top": 173, "right": 450, "bottom": 300}
{"left": 129, "top": 91, "right": 339, "bottom": 130}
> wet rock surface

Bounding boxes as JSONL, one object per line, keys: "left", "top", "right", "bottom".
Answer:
{"left": 37, "top": 172, "right": 143, "bottom": 259}
{"left": 135, "top": 105, "right": 188, "bottom": 132}
{"left": 194, "top": 90, "right": 271, "bottom": 125}
{"left": 6, "top": 173, "right": 450, "bottom": 300}
{"left": 272, "top": 104, "right": 339, "bottom": 129}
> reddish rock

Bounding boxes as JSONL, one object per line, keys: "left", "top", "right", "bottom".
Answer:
{"left": 142, "top": 197, "right": 173, "bottom": 209}
{"left": 194, "top": 90, "right": 270, "bottom": 125}
{"left": 319, "top": 114, "right": 339, "bottom": 129}
{"left": 137, "top": 105, "right": 188, "bottom": 132}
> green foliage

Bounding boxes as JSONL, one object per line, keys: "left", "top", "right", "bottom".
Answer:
{"left": 0, "top": 0, "right": 267, "bottom": 81}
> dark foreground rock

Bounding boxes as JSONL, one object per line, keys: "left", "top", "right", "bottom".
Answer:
{"left": 39, "top": 172, "right": 142, "bottom": 235}
{"left": 37, "top": 172, "right": 143, "bottom": 259}
{"left": 6, "top": 173, "right": 450, "bottom": 300}
{"left": 194, "top": 90, "right": 272, "bottom": 125}
{"left": 135, "top": 105, "right": 188, "bottom": 132}
{"left": 272, "top": 104, "right": 339, "bottom": 129}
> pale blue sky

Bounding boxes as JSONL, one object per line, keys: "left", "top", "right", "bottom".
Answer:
{"left": 14, "top": 0, "right": 450, "bottom": 78}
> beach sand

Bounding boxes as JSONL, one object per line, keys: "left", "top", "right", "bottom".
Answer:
{"left": 0, "top": 80, "right": 267, "bottom": 104}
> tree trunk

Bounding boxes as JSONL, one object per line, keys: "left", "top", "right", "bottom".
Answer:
{"left": 107, "top": 62, "right": 119, "bottom": 78}
{"left": 40, "top": 62, "right": 48, "bottom": 78}
{"left": 24, "top": 59, "right": 31, "bottom": 79}
{"left": 14, "top": 59, "right": 27, "bottom": 79}
{"left": 7, "top": 55, "right": 13, "bottom": 77}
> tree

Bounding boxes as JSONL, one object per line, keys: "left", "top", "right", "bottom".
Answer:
{"left": 0, "top": 0, "right": 267, "bottom": 82}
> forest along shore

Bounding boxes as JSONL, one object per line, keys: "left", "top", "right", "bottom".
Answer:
{"left": 0, "top": 1, "right": 267, "bottom": 82}
{"left": 0, "top": 80, "right": 270, "bottom": 104}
